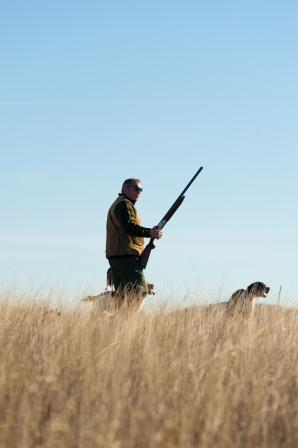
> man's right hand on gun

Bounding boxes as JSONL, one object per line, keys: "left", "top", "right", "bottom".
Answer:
{"left": 150, "top": 227, "right": 163, "bottom": 239}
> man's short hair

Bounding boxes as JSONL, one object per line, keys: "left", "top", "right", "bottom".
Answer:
{"left": 122, "top": 178, "right": 142, "bottom": 192}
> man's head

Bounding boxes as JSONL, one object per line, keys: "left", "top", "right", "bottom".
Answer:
{"left": 122, "top": 178, "right": 143, "bottom": 202}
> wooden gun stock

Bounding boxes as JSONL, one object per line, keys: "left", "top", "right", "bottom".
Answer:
{"left": 138, "top": 238, "right": 155, "bottom": 269}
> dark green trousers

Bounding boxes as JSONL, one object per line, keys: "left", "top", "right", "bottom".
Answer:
{"left": 108, "top": 256, "right": 148, "bottom": 302}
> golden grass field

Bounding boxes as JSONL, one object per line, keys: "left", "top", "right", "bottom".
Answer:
{"left": 0, "top": 295, "right": 297, "bottom": 448}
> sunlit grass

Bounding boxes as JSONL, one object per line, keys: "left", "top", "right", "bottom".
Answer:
{"left": 0, "top": 294, "right": 297, "bottom": 447}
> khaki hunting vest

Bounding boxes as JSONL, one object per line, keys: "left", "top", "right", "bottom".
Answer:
{"left": 106, "top": 196, "right": 145, "bottom": 258}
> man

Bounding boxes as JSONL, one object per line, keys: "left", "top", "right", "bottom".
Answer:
{"left": 106, "top": 178, "right": 163, "bottom": 304}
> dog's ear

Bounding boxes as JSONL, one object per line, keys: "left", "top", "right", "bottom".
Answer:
{"left": 107, "top": 268, "right": 114, "bottom": 287}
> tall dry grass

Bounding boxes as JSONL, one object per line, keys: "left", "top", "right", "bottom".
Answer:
{"left": 0, "top": 296, "right": 297, "bottom": 448}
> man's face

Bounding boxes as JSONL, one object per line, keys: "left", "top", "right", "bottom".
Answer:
{"left": 123, "top": 181, "right": 143, "bottom": 202}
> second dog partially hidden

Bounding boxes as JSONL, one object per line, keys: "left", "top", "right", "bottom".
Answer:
{"left": 81, "top": 266, "right": 155, "bottom": 311}
{"left": 213, "top": 281, "right": 270, "bottom": 318}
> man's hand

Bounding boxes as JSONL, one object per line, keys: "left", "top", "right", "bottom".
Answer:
{"left": 150, "top": 227, "right": 163, "bottom": 239}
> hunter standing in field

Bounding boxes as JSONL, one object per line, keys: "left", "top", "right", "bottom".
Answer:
{"left": 106, "top": 178, "right": 163, "bottom": 304}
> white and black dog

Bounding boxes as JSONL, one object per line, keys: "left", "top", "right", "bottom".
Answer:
{"left": 223, "top": 281, "right": 270, "bottom": 317}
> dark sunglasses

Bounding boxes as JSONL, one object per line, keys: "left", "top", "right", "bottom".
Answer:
{"left": 127, "top": 186, "right": 143, "bottom": 193}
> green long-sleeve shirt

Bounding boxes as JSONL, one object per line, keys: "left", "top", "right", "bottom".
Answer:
{"left": 114, "top": 194, "right": 151, "bottom": 238}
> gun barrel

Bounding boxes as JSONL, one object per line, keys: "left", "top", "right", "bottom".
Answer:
{"left": 157, "top": 195, "right": 185, "bottom": 228}
{"left": 138, "top": 166, "right": 204, "bottom": 269}
{"left": 180, "top": 166, "right": 203, "bottom": 197}
{"left": 157, "top": 167, "right": 203, "bottom": 228}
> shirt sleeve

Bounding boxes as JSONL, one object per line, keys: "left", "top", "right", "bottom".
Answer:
{"left": 114, "top": 201, "right": 151, "bottom": 238}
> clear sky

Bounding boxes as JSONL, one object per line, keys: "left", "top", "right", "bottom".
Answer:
{"left": 1, "top": 1, "right": 297, "bottom": 305}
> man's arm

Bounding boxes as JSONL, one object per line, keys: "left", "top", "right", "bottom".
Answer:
{"left": 114, "top": 200, "right": 151, "bottom": 237}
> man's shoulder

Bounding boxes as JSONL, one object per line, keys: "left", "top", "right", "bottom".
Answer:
{"left": 112, "top": 196, "right": 136, "bottom": 215}
{"left": 115, "top": 195, "right": 134, "bottom": 208}
{"left": 110, "top": 195, "right": 127, "bottom": 207}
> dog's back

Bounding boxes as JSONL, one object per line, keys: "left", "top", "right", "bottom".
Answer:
{"left": 81, "top": 291, "right": 115, "bottom": 311}
{"left": 226, "top": 289, "right": 249, "bottom": 316}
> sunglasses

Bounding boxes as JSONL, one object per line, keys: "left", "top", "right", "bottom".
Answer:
{"left": 127, "top": 186, "right": 143, "bottom": 193}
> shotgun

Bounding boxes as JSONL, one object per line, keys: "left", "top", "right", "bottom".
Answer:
{"left": 138, "top": 166, "right": 203, "bottom": 269}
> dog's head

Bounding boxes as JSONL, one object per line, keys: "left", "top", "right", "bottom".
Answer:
{"left": 246, "top": 282, "right": 270, "bottom": 298}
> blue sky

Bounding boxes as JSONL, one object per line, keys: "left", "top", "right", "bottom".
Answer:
{"left": 1, "top": 1, "right": 297, "bottom": 305}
